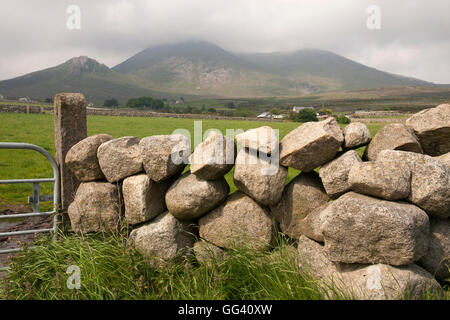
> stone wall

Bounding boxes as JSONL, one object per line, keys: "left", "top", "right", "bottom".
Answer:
{"left": 0, "top": 104, "right": 285, "bottom": 122}
{"left": 64, "top": 103, "right": 450, "bottom": 300}
{"left": 85, "top": 107, "right": 284, "bottom": 122}
{"left": 0, "top": 104, "right": 51, "bottom": 114}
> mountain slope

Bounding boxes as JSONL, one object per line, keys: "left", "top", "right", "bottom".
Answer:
{"left": 0, "top": 56, "right": 177, "bottom": 104}
{"left": 113, "top": 41, "right": 270, "bottom": 97}
{"left": 0, "top": 42, "right": 435, "bottom": 102}
{"left": 238, "top": 49, "right": 430, "bottom": 91}
{"left": 112, "top": 41, "right": 432, "bottom": 97}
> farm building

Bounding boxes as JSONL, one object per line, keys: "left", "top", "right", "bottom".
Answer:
{"left": 292, "top": 106, "right": 314, "bottom": 113}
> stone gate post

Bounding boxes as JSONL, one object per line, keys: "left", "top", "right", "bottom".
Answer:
{"left": 54, "top": 93, "right": 87, "bottom": 221}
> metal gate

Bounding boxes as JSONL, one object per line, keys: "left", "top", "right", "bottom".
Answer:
{"left": 0, "top": 142, "right": 60, "bottom": 271}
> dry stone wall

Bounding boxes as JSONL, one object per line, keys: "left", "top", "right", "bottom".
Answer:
{"left": 65, "top": 103, "right": 450, "bottom": 299}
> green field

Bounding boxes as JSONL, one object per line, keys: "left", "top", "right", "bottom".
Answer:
{"left": 1, "top": 112, "right": 448, "bottom": 301}
{"left": 0, "top": 112, "right": 384, "bottom": 209}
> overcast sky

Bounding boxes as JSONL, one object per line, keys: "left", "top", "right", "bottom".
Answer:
{"left": 1, "top": 0, "right": 449, "bottom": 83}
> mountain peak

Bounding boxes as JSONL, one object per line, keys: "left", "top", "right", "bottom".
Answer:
{"left": 62, "top": 56, "right": 108, "bottom": 74}
{"left": 112, "top": 40, "right": 246, "bottom": 74}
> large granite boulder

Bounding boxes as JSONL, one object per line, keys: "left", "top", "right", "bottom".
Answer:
{"left": 65, "top": 134, "right": 113, "bottom": 182}
{"left": 297, "top": 236, "right": 442, "bottom": 300}
{"left": 235, "top": 126, "right": 279, "bottom": 154}
{"left": 406, "top": 103, "right": 450, "bottom": 156}
{"left": 417, "top": 219, "right": 450, "bottom": 281}
{"left": 348, "top": 160, "right": 411, "bottom": 200}
{"left": 97, "top": 136, "right": 143, "bottom": 183}
{"left": 297, "top": 203, "right": 330, "bottom": 243}
{"left": 434, "top": 152, "right": 450, "bottom": 169}
{"left": 189, "top": 131, "right": 235, "bottom": 180}
{"left": 68, "top": 182, "right": 121, "bottom": 234}
{"left": 280, "top": 118, "right": 344, "bottom": 172}
{"left": 199, "top": 192, "right": 274, "bottom": 251}
{"left": 320, "top": 192, "right": 430, "bottom": 266}
{"left": 319, "top": 150, "right": 362, "bottom": 199}
{"left": 343, "top": 122, "right": 372, "bottom": 149}
{"left": 128, "top": 211, "right": 195, "bottom": 265}
{"left": 165, "top": 173, "right": 229, "bottom": 220}
{"left": 363, "top": 123, "right": 423, "bottom": 161}
{"left": 233, "top": 148, "right": 287, "bottom": 206}
{"left": 377, "top": 150, "right": 450, "bottom": 219}
{"left": 122, "top": 174, "right": 173, "bottom": 225}
{"left": 139, "top": 134, "right": 190, "bottom": 182}
{"left": 269, "top": 172, "right": 329, "bottom": 239}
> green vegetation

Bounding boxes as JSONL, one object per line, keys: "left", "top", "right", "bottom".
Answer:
{"left": 103, "top": 98, "right": 119, "bottom": 108}
{"left": 318, "top": 108, "right": 333, "bottom": 116}
{"left": 126, "top": 96, "right": 165, "bottom": 110}
{"left": 2, "top": 230, "right": 447, "bottom": 300}
{"left": 295, "top": 109, "right": 318, "bottom": 122}
{"left": 0, "top": 100, "right": 52, "bottom": 107}
{"left": 335, "top": 115, "right": 351, "bottom": 124}
{"left": 1, "top": 231, "right": 339, "bottom": 300}
{"left": 231, "top": 108, "right": 255, "bottom": 118}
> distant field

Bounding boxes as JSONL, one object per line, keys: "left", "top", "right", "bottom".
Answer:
{"left": 0, "top": 101, "right": 52, "bottom": 107}
{"left": 184, "top": 86, "right": 450, "bottom": 114}
{"left": 0, "top": 112, "right": 384, "bottom": 209}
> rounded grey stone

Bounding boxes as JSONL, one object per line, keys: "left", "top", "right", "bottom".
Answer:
{"left": 319, "top": 150, "right": 362, "bottom": 199}
{"left": 65, "top": 134, "right": 113, "bottom": 182}
{"left": 233, "top": 148, "right": 287, "bottom": 206}
{"left": 343, "top": 122, "right": 372, "bottom": 149}
{"left": 68, "top": 182, "right": 121, "bottom": 234}
{"left": 363, "top": 123, "right": 423, "bottom": 161}
{"left": 280, "top": 118, "right": 344, "bottom": 172}
{"left": 97, "top": 136, "right": 143, "bottom": 183}
{"left": 165, "top": 173, "right": 229, "bottom": 221}
{"left": 199, "top": 192, "right": 274, "bottom": 251}
{"left": 320, "top": 192, "right": 430, "bottom": 266}
{"left": 269, "top": 171, "right": 329, "bottom": 239}
{"left": 406, "top": 103, "right": 450, "bottom": 156}
{"left": 140, "top": 134, "right": 190, "bottom": 182}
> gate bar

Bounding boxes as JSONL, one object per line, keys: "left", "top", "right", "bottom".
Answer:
{"left": 0, "top": 142, "right": 61, "bottom": 270}
{"left": 0, "top": 178, "right": 54, "bottom": 184}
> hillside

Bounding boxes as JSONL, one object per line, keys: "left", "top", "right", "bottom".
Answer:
{"left": 238, "top": 49, "right": 431, "bottom": 92}
{"left": 0, "top": 41, "right": 436, "bottom": 102}
{"left": 113, "top": 41, "right": 270, "bottom": 97}
{"left": 113, "top": 41, "right": 432, "bottom": 97}
{"left": 0, "top": 56, "right": 177, "bottom": 104}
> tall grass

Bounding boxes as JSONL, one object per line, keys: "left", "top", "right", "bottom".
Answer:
{"left": 1, "top": 231, "right": 331, "bottom": 300}
{"left": 1, "top": 230, "right": 448, "bottom": 300}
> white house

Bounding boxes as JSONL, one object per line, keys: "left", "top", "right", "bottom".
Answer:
{"left": 257, "top": 112, "right": 272, "bottom": 118}
{"left": 292, "top": 106, "right": 314, "bottom": 113}
{"left": 18, "top": 97, "right": 31, "bottom": 103}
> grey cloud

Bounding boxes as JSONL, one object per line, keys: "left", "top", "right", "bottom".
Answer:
{"left": 0, "top": 0, "right": 449, "bottom": 83}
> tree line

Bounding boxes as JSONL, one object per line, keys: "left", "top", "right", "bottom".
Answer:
{"left": 102, "top": 96, "right": 349, "bottom": 122}
{"left": 103, "top": 96, "right": 256, "bottom": 117}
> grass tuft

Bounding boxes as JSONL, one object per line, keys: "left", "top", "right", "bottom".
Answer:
{"left": 1, "top": 231, "right": 332, "bottom": 300}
